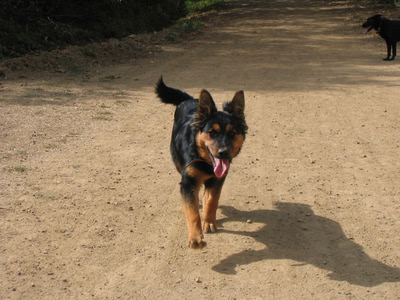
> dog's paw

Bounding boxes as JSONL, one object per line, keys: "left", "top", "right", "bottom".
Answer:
{"left": 202, "top": 221, "right": 217, "bottom": 233}
{"left": 188, "top": 238, "right": 207, "bottom": 249}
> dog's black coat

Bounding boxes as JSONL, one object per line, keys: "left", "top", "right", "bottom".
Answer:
{"left": 362, "top": 14, "right": 400, "bottom": 60}
{"left": 155, "top": 77, "right": 247, "bottom": 199}
{"left": 155, "top": 79, "right": 204, "bottom": 176}
{"left": 155, "top": 77, "right": 247, "bottom": 248}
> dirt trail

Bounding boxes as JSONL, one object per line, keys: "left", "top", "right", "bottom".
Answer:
{"left": 1, "top": 0, "right": 400, "bottom": 299}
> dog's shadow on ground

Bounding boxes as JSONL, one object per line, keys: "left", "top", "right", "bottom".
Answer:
{"left": 213, "top": 202, "right": 400, "bottom": 287}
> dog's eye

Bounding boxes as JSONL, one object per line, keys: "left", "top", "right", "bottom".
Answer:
{"left": 228, "top": 131, "right": 236, "bottom": 138}
{"left": 209, "top": 130, "right": 218, "bottom": 137}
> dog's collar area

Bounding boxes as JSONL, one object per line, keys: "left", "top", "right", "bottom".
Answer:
{"left": 185, "top": 158, "right": 212, "bottom": 168}
{"left": 377, "top": 18, "right": 384, "bottom": 33}
{"left": 185, "top": 148, "right": 214, "bottom": 168}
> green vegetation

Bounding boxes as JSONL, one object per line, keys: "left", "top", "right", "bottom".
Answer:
{"left": 0, "top": 0, "right": 224, "bottom": 60}
{"left": 0, "top": 0, "right": 186, "bottom": 60}
{"left": 0, "top": 0, "right": 225, "bottom": 61}
{"left": 186, "top": 0, "right": 224, "bottom": 13}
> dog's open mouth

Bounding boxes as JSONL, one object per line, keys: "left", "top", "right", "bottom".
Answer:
{"left": 207, "top": 148, "right": 230, "bottom": 178}
{"left": 364, "top": 26, "right": 373, "bottom": 33}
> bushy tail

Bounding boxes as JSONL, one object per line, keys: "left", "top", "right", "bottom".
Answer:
{"left": 155, "top": 77, "right": 193, "bottom": 106}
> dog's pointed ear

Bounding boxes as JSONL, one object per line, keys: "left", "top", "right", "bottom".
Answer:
{"left": 199, "top": 89, "right": 217, "bottom": 116}
{"left": 223, "top": 90, "right": 245, "bottom": 120}
{"left": 192, "top": 90, "right": 217, "bottom": 128}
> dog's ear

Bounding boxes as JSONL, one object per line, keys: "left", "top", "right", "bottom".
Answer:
{"left": 192, "top": 90, "right": 217, "bottom": 128}
{"left": 223, "top": 91, "right": 245, "bottom": 120}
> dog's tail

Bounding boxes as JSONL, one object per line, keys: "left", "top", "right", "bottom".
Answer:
{"left": 155, "top": 77, "right": 193, "bottom": 106}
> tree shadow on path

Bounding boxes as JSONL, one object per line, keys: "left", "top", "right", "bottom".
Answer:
{"left": 212, "top": 203, "right": 400, "bottom": 287}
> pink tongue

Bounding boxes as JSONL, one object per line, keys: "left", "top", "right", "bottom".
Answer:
{"left": 213, "top": 158, "right": 230, "bottom": 178}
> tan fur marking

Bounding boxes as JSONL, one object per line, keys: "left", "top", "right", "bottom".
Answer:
{"left": 202, "top": 183, "right": 224, "bottom": 233}
{"left": 212, "top": 123, "right": 221, "bottom": 132}
{"left": 183, "top": 195, "right": 206, "bottom": 249}
{"left": 231, "top": 134, "right": 245, "bottom": 158}
{"left": 195, "top": 132, "right": 215, "bottom": 162}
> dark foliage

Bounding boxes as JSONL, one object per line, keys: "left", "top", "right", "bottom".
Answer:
{"left": 0, "top": 0, "right": 186, "bottom": 60}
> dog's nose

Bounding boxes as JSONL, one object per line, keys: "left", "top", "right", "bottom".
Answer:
{"left": 218, "top": 148, "right": 229, "bottom": 159}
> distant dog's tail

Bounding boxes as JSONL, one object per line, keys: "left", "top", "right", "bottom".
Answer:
{"left": 155, "top": 77, "right": 193, "bottom": 106}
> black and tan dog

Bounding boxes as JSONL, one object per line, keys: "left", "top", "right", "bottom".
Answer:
{"left": 362, "top": 14, "right": 400, "bottom": 61}
{"left": 156, "top": 77, "right": 247, "bottom": 249}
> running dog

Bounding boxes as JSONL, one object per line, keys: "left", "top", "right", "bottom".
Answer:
{"left": 156, "top": 77, "right": 247, "bottom": 249}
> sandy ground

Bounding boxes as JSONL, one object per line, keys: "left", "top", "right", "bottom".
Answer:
{"left": 1, "top": 0, "right": 400, "bottom": 299}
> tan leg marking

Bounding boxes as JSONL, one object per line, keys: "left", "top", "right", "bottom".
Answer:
{"left": 202, "top": 183, "right": 223, "bottom": 233}
{"left": 183, "top": 189, "right": 206, "bottom": 249}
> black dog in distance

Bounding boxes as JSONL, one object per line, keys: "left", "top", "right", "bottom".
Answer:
{"left": 363, "top": 14, "right": 400, "bottom": 61}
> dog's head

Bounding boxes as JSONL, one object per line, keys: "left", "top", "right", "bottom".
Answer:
{"left": 362, "top": 14, "right": 384, "bottom": 33}
{"left": 192, "top": 90, "right": 247, "bottom": 178}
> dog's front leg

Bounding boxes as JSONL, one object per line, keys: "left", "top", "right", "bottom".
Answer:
{"left": 391, "top": 42, "right": 397, "bottom": 60}
{"left": 202, "top": 178, "right": 225, "bottom": 233}
{"left": 181, "top": 177, "right": 206, "bottom": 249}
{"left": 384, "top": 40, "right": 392, "bottom": 60}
